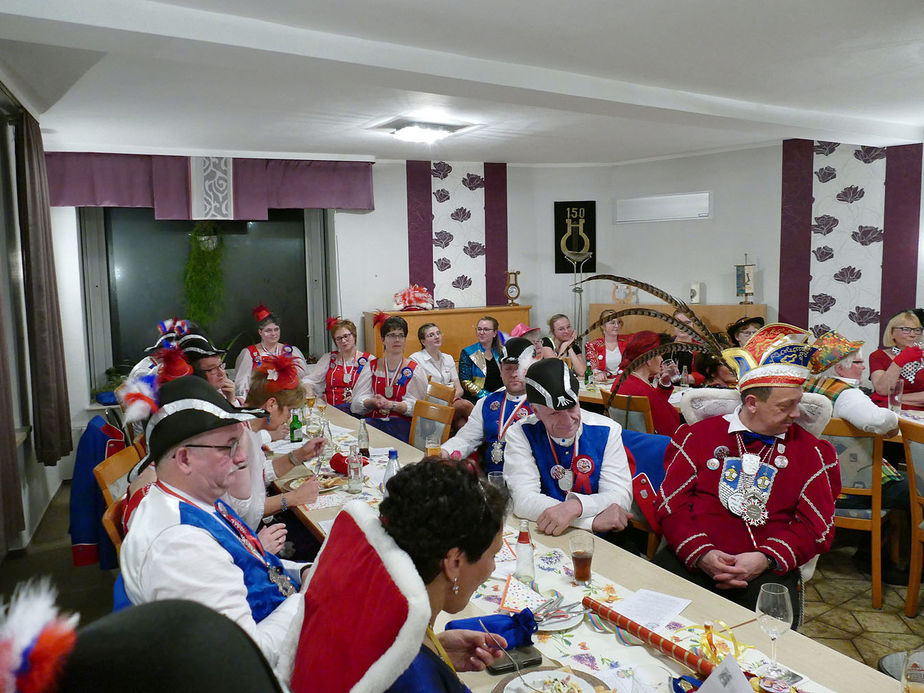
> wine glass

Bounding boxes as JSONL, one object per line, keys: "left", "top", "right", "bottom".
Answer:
{"left": 756, "top": 583, "right": 793, "bottom": 680}
{"left": 316, "top": 398, "right": 328, "bottom": 418}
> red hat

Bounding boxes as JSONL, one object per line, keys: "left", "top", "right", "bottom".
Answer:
{"left": 251, "top": 304, "right": 273, "bottom": 323}
{"left": 325, "top": 316, "right": 341, "bottom": 331}
{"left": 621, "top": 331, "right": 662, "bottom": 369}
{"left": 289, "top": 501, "right": 428, "bottom": 692}
{"left": 257, "top": 354, "right": 300, "bottom": 393}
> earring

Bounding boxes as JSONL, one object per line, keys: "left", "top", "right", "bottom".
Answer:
{"left": 452, "top": 577, "right": 460, "bottom": 595}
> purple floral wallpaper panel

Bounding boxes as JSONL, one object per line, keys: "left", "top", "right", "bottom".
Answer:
{"left": 809, "top": 141, "right": 886, "bottom": 377}
{"left": 430, "top": 162, "right": 486, "bottom": 307}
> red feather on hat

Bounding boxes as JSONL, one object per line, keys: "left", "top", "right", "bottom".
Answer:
{"left": 155, "top": 346, "right": 193, "bottom": 386}
{"left": 372, "top": 311, "right": 389, "bottom": 328}
{"left": 326, "top": 316, "right": 341, "bottom": 331}
{"left": 258, "top": 354, "right": 300, "bottom": 393}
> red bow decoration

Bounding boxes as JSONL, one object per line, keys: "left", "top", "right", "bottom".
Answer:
{"left": 252, "top": 303, "right": 272, "bottom": 323}
{"left": 155, "top": 345, "right": 193, "bottom": 386}
{"left": 372, "top": 311, "right": 389, "bottom": 328}
{"left": 326, "top": 316, "right": 341, "bottom": 331}
{"left": 571, "top": 454, "right": 595, "bottom": 494}
{"left": 258, "top": 354, "right": 300, "bottom": 393}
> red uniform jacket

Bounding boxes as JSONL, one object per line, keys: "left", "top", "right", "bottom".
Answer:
{"left": 656, "top": 416, "right": 840, "bottom": 575}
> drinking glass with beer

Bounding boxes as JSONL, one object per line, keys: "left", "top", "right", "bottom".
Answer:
{"left": 569, "top": 533, "right": 594, "bottom": 586}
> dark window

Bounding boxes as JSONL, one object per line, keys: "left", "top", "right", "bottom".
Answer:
{"left": 104, "top": 207, "right": 310, "bottom": 371}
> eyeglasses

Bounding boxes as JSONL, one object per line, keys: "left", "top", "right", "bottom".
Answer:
{"left": 200, "top": 362, "right": 225, "bottom": 375}
{"left": 384, "top": 332, "right": 406, "bottom": 341}
{"left": 185, "top": 440, "right": 241, "bottom": 458}
{"left": 894, "top": 327, "right": 923, "bottom": 335}
{"left": 476, "top": 327, "right": 495, "bottom": 333}
{"left": 333, "top": 333, "right": 354, "bottom": 343}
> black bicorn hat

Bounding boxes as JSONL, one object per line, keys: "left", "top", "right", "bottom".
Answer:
{"left": 524, "top": 358, "right": 580, "bottom": 410}
{"left": 499, "top": 337, "right": 535, "bottom": 364}
{"left": 135, "top": 375, "right": 266, "bottom": 474}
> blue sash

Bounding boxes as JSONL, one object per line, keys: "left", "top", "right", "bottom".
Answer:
{"left": 178, "top": 501, "right": 296, "bottom": 622}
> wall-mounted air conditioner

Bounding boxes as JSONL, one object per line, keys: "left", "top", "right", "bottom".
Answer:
{"left": 613, "top": 191, "right": 712, "bottom": 224}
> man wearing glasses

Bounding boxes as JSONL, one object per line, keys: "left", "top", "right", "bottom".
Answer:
{"left": 180, "top": 329, "right": 237, "bottom": 403}
{"left": 122, "top": 376, "right": 317, "bottom": 676}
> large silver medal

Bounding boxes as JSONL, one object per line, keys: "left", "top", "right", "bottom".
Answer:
{"left": 558, "top": 469, "right": 573, "bottom": 491}
{"left": 741, "top": 452, "right": 761, "bottom": 475}
{"left": 491, "top": 441, "right": 504, "bottom": 463}
{"left": 268, "top": 566, "right": 296, "bottom": 596}
{"left": 384, "top": 386, "right": 394, "bottom": 398}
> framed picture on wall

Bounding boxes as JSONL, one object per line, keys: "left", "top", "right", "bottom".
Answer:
{"left": 554, "top": 200, "right": 596, "bottom": 274}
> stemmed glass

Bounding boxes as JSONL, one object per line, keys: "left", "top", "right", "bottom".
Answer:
{"left": 756, "top": 583, "right": 793, "bottom": 681}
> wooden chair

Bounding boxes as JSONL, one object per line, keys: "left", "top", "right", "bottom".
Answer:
{"left": 607, "top": 393, "right": 656, "bottom": 435}
{"left": 901, "top": 419, "right": 924, "bottom": 616}
{"left": 426, "top": 378, "right": 455, "bottom": 406}
{"left": 607, "top": 394, "right": 659, "bottom": 558}
{"left": 93, "top": 439, "right": 145, "bottom": 507}
{"left": 408, "top": 400, "right": 454, "bottom": 451}
{"left": 822, "top": 417, "right": 886, "bottom": 608}
{"left": 101, "top": 496, "right": 127, "bottom": 555}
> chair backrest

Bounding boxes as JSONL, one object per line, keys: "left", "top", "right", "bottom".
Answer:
{"left": 408, "top": 400, "right": 454, "bottom": 451}
{"left": 900, "top": 419, "right": 924, "bottom": 531}
{"left": 426, "top": 378, "right": 455, "bottom": 406}
{"left": 101, "top": 497, "right": 127, "bottom": 554}
{"left": 93, "top": 439, "right": 145, "bottom": 507}
{"left": 821, "top": 417, "right": 882, "bottom": 498}
{"left": 607, "top": 393, "right": 655, "bottom": 434}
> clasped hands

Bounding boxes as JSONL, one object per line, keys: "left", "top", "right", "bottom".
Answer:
{"left": 535, "top": 498, "right": 630, "bottom": 536}
{"left": 697, "top": 549, "right": 770, "bottom": 589}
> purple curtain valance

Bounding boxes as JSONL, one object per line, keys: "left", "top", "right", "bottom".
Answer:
{"left": 45, "top": 152, "right": 374, "bottom": 219}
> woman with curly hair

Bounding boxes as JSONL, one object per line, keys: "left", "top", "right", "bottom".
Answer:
{"left": 290, "top": 459, "right": 511, "bottom": 692}
{"left": 378, "top": 459, "right": 510, "bottom": 690}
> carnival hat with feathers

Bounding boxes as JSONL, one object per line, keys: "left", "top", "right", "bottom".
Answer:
{"left": 123, "top": 375, "right": 267, "bottom": 479}
{"left": 142, "top": 317, "right": 191, "bottom": 354}
{"left": 256, "top": 354, "right": 301, "bottom": 393}
{"left": 573, "top": 274, "right": 732, "bottom": 409}
{"left": 721, "top": 323, "right": 816, "bottom": 391}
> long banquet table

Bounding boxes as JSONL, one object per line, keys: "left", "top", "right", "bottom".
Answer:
{"left": 276, "top": 407, "right": 897, "bottom": 692}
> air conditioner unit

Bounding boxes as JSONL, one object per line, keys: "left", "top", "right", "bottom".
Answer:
{"left": 614, "top": 191, "right": 712, "bottom": 224}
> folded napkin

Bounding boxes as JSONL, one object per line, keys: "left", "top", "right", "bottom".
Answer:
{"left": 444, "top": 608, "right": 537, "bottom": 649}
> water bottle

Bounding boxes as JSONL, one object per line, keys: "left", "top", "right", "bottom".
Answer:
{"left": 514, "top": 519, "right": 534, "bottom": 583}
{"left": 678, "top": 365, "right": 691, "bottom": 390}
{"left": 382, "top": 448, "right": 401, "bottom": 497}
{"left": 357, "top": 419, "right": 370, "bottom": 459}
{"left": 289, "top": 409, "right": 303, "bottom": 443}
{"left": 347, "top": 444, "right": 363, "bottom": 494}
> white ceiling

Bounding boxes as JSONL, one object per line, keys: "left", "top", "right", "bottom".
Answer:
{"left": 1, "top": 0, "right": 923, "bottom": 164}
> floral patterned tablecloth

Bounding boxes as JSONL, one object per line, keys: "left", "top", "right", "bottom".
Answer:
{"left": 468, "top": 531, "right": 835, "bottom": 693}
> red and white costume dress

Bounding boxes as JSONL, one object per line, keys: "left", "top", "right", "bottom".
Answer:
{"left": 350, "top": 357, "right": 428, "bottom": 442}
{"left": 306, "top": 350, "right": 372, "bottom": 406}
{"left": 233, "top": 343, "right": 309, "bottom": 400}
{"left": 585, "top": 336, "right": 629, "bottom": 377}
{"left": 656, "top": 409, "right": 840, "bottom": 576}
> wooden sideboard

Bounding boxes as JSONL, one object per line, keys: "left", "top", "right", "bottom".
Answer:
{"left": 362, "top": 305, "right": 532, "bottom": 359}
{"left": 588, "top": 303, "right": 767, "bottom": 340}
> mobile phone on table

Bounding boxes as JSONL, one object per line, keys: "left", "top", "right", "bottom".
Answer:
{"left": 486, "top": 645, "right": 543, "bottom": 675}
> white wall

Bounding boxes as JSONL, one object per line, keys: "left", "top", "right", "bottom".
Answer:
{"left": 331, "top": 162, "right": 409, "bottom": 346}
{"left": 507, "top": 145, "right": 783, "bottom": 332}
